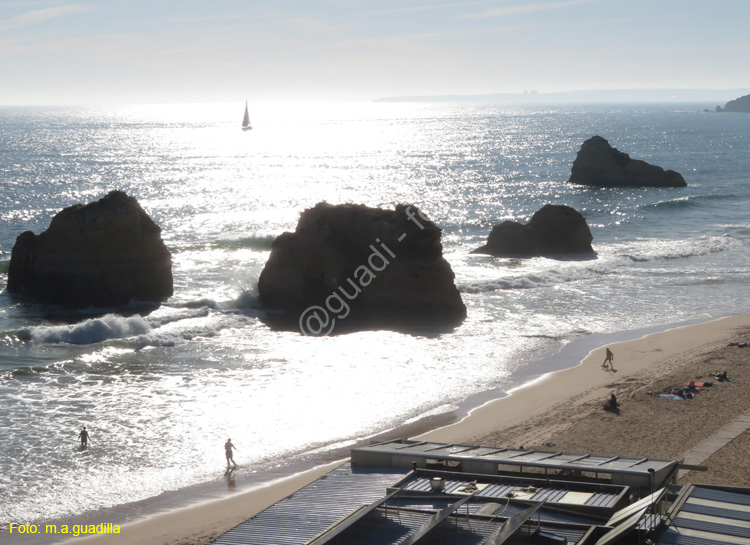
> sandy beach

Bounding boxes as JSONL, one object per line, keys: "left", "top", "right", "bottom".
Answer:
{"left": 44, "top": 314, "right": 750, "bottom": 545}
{"left": 423, "top": 314, "right": 750, "bottom": 487}
{"left": 422, "top": 315, "right": 750, "bottom": 486}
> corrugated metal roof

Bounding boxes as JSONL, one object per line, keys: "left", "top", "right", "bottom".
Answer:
{"left": 314, "top": 508, "right": 428, "bottom": 545}
{"left": 682, "top": 499, "right": 750, "bottom": 521}
{"left": 690, "top": 486, "right": 750, "bottom": 506}
{"left": 310, "top": 499, "right": 591, "bottom": 545}
{"left": 208, "top": 464, "right": 407, "bottom": 545}
{"left": 391, "top": 469, "right": 627, "bottom": 511}
{"left": 207, "top": 463, "right": 601, "bottom": 545}
{"left": 391, "top": 498, "right": 602, "bottom": 526}
{"left": 206, "top": 448, "right": 746, "bottom": 545}
{"left": 656, "top": 484, "right": 750, "bottom": 545}
{"left": 353, "top": 439, "right": 677, "bottom": 477}
{"left": 658, "top": 528, "right": 747, "bottom": 545}
{"left": 400, "top": 492, "right": 479, "bottom": 545}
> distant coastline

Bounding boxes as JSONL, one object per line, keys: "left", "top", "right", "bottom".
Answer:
{"left": 375, "top": 88, "right": 748, "bottom": 104}
{"left": 714, "top": 92, "right": 750, "bottom": 113}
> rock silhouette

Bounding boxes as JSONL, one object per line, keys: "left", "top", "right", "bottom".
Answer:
{"left": 716, "top": 93, "right": 750, "bottom": 113}
{"left": 472, "top": 204, "right": 595, "bottom": 259}
{"left": 568, "top": 136, "right": 686, "bottom": 188}
{"left": 258, "top": 202, "right": 466, "bottom": 333}
{"left": 7, "top": 191, "right": 173, "bottom": 308}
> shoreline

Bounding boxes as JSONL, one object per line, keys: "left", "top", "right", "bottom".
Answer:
{"left": 6, "top": 314, "right": 750, "bottom": 545}
{"left": 419, "top": 314, "right": 750, "bottom": 447}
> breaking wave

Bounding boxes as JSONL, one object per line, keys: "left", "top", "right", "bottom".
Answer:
{"left": 26, "top": 315, "right": 151, "bottom": 344}
{"left": 641, "top": 194, "right": 737, "bottom": 211}
{"left": 21, "top": 303, "right": 259, "bottom": 347}
{"left": 174, "top": 290, "right": 261, "bottom": 311}
{"left": 622, "top": 236, "right": 739, "bottom": 262}
{"left": 460, "top": 265, "right": 611, "bottom": 293}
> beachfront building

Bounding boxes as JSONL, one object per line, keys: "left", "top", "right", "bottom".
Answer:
{"left": 208, "top": 440, "right": 750, "bottom": 545}
{"left": 351, "top": 439, "right": 680, "bottom": 491}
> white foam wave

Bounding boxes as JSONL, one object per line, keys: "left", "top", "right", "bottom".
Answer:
{"left": 460, "top": 265, "right": 611, "bottom": 293}
{"left": 27, "top": 315, "right": 151, "bottom": 345}
{"left": 228, "top": 290, "right": 261, "bottom": 309}
{"left": 146, "top": 306, "right": 212, "bottom": 327}
{"left": 24, "top": 303, "right": 260, "bottom": 347}
{"left": 172, "top": 292, "right": 260, "bottom": 312}
{"left": 622, "top": 236, "right": 739, "bottom": 263}
{"left": 130, "top": 313, "right": 256, "bottom": 347}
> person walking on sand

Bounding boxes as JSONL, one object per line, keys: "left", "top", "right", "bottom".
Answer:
{"left": 225, "top": 438, "right": 238, "bottom": 469}
{"left": 602, "top": 348, "right": 614, "bottom": 370}
{"left": 78, "top": 426, "right": 90, "bottom": 447}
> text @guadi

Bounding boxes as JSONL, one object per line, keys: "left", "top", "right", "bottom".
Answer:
{"left": 298, "top": 206, "right": 429, "bottom": 336}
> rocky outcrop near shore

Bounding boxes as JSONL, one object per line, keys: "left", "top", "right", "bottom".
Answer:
{"left": 7, "top": 191, "right": 173, "bottom": 307}
{"left": 716, "top": 93, "right": 750, "bottom": 113}
{"left": 258, "top": 202, "right": 466, "bottom": 334}
{"left": 568, "top": 135, "right": 686, "bottom": 188}
{"left": 472, "top": 204, "right": 595, "bottom": 259}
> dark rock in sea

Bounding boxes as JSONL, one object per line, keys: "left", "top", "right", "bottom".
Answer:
{"left": 7, "top": 191, "right": 173, "bottom": 308}
{"left": 472, "top": 204, "right": 595, "bottom": 259}
{"left": 258, "top": 202, "right": 466, "bottom": 334}
{"left": 715, "top": 93, "right": 750, "bottom": 113}
{"left": 568, "top": 135, "right": 686, "bottom": 188}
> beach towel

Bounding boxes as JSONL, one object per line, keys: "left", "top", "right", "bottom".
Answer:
{"left": 684, "top": 381, "right": 711, "bottom": 389}
{"left": 656, "top": 394, "right": 684, "bottom": 400}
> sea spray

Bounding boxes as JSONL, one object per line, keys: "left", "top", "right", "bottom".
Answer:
{"left": 27, "top": 315, "right": 151, "bottom": 344}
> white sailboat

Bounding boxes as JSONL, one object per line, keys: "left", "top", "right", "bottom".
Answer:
{"left": 242, "top": 100, "right": 252, "bottom": 131}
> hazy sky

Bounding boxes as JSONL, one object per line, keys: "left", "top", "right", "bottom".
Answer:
{"left": 2, "top": 0, "right": 749, "bottom": 104}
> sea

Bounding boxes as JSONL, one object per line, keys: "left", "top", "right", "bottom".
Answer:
{"left": 1, "top": 102, "right": 749, "bottom": 537}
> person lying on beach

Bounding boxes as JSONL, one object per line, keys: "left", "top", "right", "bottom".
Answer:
{"left": 225, "top": 438, "right": 238, "bottom": 469}
{"left": 671, "top": 387, "right": 693, "bottom": 399}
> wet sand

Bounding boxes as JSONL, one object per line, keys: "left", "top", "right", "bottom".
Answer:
{"left": 46, "top": 314, "right": 750, "bottom": 545}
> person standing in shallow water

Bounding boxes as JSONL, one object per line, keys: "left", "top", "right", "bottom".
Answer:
{"left": 225, "top": 438, "right": 238, "bottom": 469}
{"left": 78, "top": 426, "right": 90, "bottom": 447}
{"left": 602, "top": 348, "right": 614, "bottom": 370}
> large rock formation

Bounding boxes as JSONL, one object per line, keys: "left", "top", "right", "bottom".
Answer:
{"left": 716, "top": 93, "right": 750, "bottom": 113}
{"left": 568, "top": 136, "right": 686, "bottom": 188}
{"left": 258, "top": 202, "right": 466, "bottom": 334}
{"left": 7, "top": 191, "right": 173, "bottom": 308}
{"left": 472, "top": 205, "right": 595, "bottom": 259}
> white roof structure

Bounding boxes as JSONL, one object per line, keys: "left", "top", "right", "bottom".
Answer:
{"left": 352, "top": 439, "right": 679, "bottom": 490}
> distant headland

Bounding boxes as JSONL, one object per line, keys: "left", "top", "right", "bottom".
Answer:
{"left": 375, "top": 88, "right": 747, "bottom": 104}
{"left": 714, "top": 93, "right": 750, "bottom": 113}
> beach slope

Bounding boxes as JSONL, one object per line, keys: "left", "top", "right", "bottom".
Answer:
{"left": 53, "top": 315, "right": 750, "bottom": 545}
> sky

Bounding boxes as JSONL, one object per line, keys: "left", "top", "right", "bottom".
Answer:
{"left": 1, "top": 0, "right": 749, "bottom": 105}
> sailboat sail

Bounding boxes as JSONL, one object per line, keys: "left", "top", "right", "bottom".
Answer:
{"left": 242, "top": 101, "right": 252, "bottom": 131}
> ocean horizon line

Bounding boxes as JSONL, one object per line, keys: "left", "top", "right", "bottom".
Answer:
{"left": 1, "top": 87, "right": 748, "bottom": 108}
